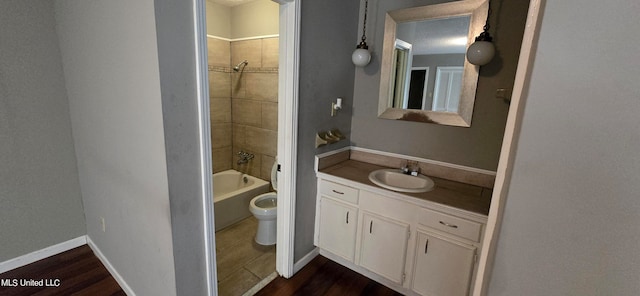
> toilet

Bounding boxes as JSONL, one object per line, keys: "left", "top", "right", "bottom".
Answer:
{"left": 249, "top": 159, "right": 278, "bottom": 245}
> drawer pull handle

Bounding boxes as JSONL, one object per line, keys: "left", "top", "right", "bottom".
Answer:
{"left": 332, "top": 190, "right": 344, "bottom": 195}
{"left": 439, "top": 221, "right": 458, "bottom": 228}
{"left": 369, "top": 221, "right": 373, "bottom": 233}
{"left": 424, "top": 239, "right": 429, "bottom": 254}
{"left": 346, "top": 212, "right": 349, "bottom": 224}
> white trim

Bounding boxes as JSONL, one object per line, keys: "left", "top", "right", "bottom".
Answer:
{"left": 0, "top": 236, "right": 87, "bottom": 274}
{"left": 293, "top": 247, "right": 319, "bottom": 274}
{"left": 194, "top": 0, "right": 218, "bottom": 295}
{"left": 275, "top": 0, "right": 300, "bottom": 279}
{"left": 351, "top": 146, "right": 497, "bottom": 175}
{"left": 206, "top": 35, "right": 231, "bottom": 41}
{"left": 206, "top": 34, "right": 279, "bottom": 42}
{"left": 393, "top": 39, "right": 413, "bottom": 108}
{"left": 472, "top": 0, "right": 544, "bottom": 295}
{"left": 86, "top": 237, "right": 136, "bottom": 296}
{"left": 229, "top": 34, "right": 280, "bottom": 42}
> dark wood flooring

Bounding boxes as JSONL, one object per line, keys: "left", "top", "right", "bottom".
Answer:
{"left": 256, "top": 255, "right": 403, "bottom": 296}
{"left": 1, "top": 246, "right": 400, "bottom": 296}
{"left": 0, "top": 245, "right": 124, "bottom": 296}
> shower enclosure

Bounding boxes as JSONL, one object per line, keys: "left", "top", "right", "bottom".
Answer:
{"left": 208, "top": 36, "right": 279, "bottom": 182}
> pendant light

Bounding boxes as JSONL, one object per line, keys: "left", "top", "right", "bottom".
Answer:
{"left": 466, "top": 1, "right": 495, "bottom": 65}
{"left": 352, "top": 0, "right": 371, "bottom": 67}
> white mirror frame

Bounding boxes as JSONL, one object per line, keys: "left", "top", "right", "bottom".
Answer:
{"left": 378, "top": 0, "right": 488, "bottom": 127}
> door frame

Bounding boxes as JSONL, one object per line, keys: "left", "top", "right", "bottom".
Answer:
{"left": 273, "top": 0, "right": 300, "bottom": 278}
{"left": 472, "top": 0, "right": 544, "bottom": 295}
{"left": 192, "top": 0, "right": 301, "bottom": 293}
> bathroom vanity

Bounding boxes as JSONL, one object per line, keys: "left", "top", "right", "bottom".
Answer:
{"left": 314, "top": 149, "right": 492, "bottom": 296}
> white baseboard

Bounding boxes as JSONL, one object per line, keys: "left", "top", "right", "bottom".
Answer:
{"left": 1, "top": 236, "right": 136, "bottom": 296}
{"left": 293, "top": 247, "right": 319, "bottom": 274}
{"left": 86, "top": 236, "right": 135, "bottom": 296}
{"left": 0, "top": 236, "right": 87, "bottom": 274}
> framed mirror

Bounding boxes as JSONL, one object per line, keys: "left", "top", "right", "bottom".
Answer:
{"left": 378, "top": 0, "right": 489, "bottom": 127}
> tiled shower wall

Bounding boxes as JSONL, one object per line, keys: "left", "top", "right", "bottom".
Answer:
{"left": 208, "top": 37, "right": 278, "bottom": 181}
{"left": 208, "top": 37, "right": 233, "bottom": 174}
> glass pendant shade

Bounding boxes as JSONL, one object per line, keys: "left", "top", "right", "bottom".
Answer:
{"left": 466, "top": 40, "right": 495, "bottom": 65}
{"left": 353, "top": 0, "right": 370, "bottom": 67}
{"left": 467, "top": 4, "right": 495, "bottom": 67}
{"left": 352, "top": 46, "right": 371, "bottom": 67}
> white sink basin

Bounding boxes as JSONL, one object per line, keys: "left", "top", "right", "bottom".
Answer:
{"left": 368, "top": 169, "right": 435, "bottom": 193}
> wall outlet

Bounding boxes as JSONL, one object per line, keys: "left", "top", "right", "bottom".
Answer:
{"left": 100, "top": 217, "right": 106, "bottom": 232}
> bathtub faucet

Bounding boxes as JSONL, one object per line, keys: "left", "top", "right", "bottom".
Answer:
{"left": 237, "top": 151, "right": 254, "bottom": 165}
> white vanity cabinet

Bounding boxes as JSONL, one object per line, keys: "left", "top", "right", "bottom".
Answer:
{"left": 410, "top": 207, "right": 482, "bottom": 296}
{"left": 317, "top": 197, "right": 358, "bottom": 261}
{"left": 315, "top": 175, "right": 486, "bottom": 296}
{"left": 411, "top": 230, "right": 476, "bottom": 296}
{"left": 359, "top": 211, "right": 410, "bottom": 284}
{"left": 315, "top": 180, "right": 359, "bottom": 262}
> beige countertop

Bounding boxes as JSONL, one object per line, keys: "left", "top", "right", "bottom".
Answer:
{"left": 318, "top": 160, "right": 492, "bottom": 215}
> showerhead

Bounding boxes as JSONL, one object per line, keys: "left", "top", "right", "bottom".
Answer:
{"left": 233, "top": 60, "right": 248, "bottom": 72}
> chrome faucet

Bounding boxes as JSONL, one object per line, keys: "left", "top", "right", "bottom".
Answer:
{"left": 237, "top": 151, "right": 254, "bottom": 165}
{"left": 401, "top": 160, "right": 420, "bottom": 176}
{"left": 401, "top": 160, "right": 410, "bottom": 174}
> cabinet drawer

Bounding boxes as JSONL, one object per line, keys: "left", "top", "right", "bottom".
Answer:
{"left": 418, "top": 208, "right": 482, "bottom": 242}
{"left": 319, "top": 180, "right": 359, "bottom": 204}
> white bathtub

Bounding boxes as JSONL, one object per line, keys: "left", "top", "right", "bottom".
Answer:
{"left": 213, "top": 169, "right": 269, "bottom": 231}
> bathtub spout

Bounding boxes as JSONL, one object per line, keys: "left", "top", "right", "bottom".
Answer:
{"left": 237, "top": 151, "right": 254, "bottom": 165}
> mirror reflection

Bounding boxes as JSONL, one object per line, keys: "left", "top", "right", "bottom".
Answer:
{"left": 377, "top": 0, "right": 488, "bottom": 127}
{"left": 391, "top": 16, "right": 470, "bottom": 112}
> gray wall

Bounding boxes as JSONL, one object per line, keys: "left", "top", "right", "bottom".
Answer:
{"left": 155, "top": 0, "right": 214, "bottom": 294}
{"left": 294, "top": 0, "right": 359, "bottom": 261}
{"left": 0, "top": 0, "right": 86, "bottom": 262}
{"left": 54, "top": 0, "right": 177, "bottom": 295}
{"left": 488, "top": 0, "right": 640, "bottom": 295}
{"left": 351, "top": 0, "right": 530, "bottom": 171}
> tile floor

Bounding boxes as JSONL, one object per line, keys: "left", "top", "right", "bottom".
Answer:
{"left": 216, "top": 216, "right": 276, "bottom": 296}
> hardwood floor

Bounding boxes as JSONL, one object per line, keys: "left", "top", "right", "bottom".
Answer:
{"left": 0, "top": 245, "right": 399, "bottom": 296}
{"left": 256, "top": 255, "right": 403, "bottom": 296}
{"left": 0, "top": 245, "right": 124, "bottom": 296}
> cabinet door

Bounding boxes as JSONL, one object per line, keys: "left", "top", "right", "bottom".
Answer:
{"left": 412, "top": 230, "right": 476, "bottom": 296}
{"left": 359, "top": 212, "right": 410, "bottom": 284}
{"left": 317, "top": 197, "right": 358, "bottom": 261}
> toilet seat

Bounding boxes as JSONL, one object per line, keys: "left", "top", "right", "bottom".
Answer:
{"left": 249, "top": 193, "right": 277, "bottom": 218}
{"left": 249, "top": 159, "right": 278, "bottom": 245}
{"left": 255, "top": 195, "right": 277, "bottom": 209}
{"left": 250, "top": 157, "right": 278, "bottom": 214}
